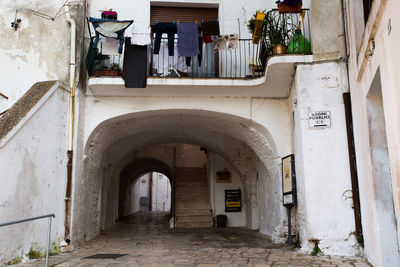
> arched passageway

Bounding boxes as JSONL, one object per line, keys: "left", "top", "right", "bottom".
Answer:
{"left": 72, "top": 110, "right": 285, "bottom": 243}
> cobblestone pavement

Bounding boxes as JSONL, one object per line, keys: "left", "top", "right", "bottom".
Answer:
{"left": 15, "top": 212, "right": 371, "bottom": 267}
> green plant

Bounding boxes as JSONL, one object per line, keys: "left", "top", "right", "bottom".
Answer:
{"left": 310, "top": 242, "right": 322, "bottom": 256}
{"left": 264, "top": 12, "right": 294, "bottom": 47}
{"left": 93, "top": 49, "right": 110, "bottom": 71}
{"left": 110, "top": 63, "right": 121, "bottom": 71}
{"left": 6, "top": 256, "right": 23, "bottom": 266}
{"left": 27, "top": 247, "right": 43, "bottom": 259}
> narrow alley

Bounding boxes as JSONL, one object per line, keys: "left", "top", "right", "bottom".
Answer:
{"left": 14, "top": 212, "right": 370, "bottom": 267}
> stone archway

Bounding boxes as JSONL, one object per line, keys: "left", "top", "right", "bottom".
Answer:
{"left": 73, "top": 109, "right": 284, "bottom": 243}
{"left": 118, "top": 158, "right": 173, "bottom": 219}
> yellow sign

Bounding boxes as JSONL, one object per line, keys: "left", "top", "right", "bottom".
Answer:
{"left": 282, "top": 156, "right": 293, "bottom": 194}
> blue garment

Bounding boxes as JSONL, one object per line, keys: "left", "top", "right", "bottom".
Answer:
{"left": 89, "top": 17, "right": 133, "bottom": 54}
{"left": 177, "top": 22, "right": 199, "bottom": 57}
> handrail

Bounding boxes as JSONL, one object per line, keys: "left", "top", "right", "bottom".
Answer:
{"left": 0, "top": 214, "right": 56, "bottom": 267}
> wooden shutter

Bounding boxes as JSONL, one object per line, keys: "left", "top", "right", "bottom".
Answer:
{"left": 150, "top": 6, "right": 218, "bottom": 25}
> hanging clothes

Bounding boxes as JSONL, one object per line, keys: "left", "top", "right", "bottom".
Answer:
{"left": 153, "top": 43, "right": 191, "bottom": 74}
{"left": 177, "top": 22, "right": 200, "bottom": 57}
{"left": 122, "top": 38, "right": 147, "bottom": 88}
{"left": 203, "top": 35, "right": 213, "bottom": 44}
{"left": 131, "top": 24, "right": 151, "bottom": 46}
{"left": 198, "top": 36, "right": 203, "bottom": 67}
{"left": 215, "top": 36, "right": 226, "bottom": 51}
{"left": 101, "top": 37, "right": 120, "bottom": 55}
{"left": 202, "top": 21, "right": 220, "bottom": 36}
{"left": 227, "top": 34, "right": 238, "bottom": 50}
{"left": 86, "top": 37, "right": 96, "bottom": 77}
{"left": 89, "top": 17, "right": 133, "bottom": 54}
{"left": 154, "top": 23, "right": 177, "bottom": 56}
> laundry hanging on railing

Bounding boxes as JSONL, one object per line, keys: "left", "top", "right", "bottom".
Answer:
{"left": 122, "top": 37, "right": 147, "bottom": 88}
{"left": 177, "top": 22, "right": 199, "bottom": 57}
{"left": 101, "top": 37, "right": 120, "bottom": 55}
{"left": 154, "top": 23, "right": 177, "bottom": 56}
{"left": 131, "top": 24, "right": 151, "bottom": 46}
{"left": 89, "top": 17, "right": 133, "bottom": 54}
{"left": 214, "top": 34, "right": 239, "bottom": 51}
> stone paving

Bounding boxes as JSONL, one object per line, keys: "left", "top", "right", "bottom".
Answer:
{"left": 15, "top": 212, "right": 371, "bottom": 267}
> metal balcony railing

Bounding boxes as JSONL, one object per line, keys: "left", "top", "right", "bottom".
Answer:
{"left": 86, "top": 9, "right": 311, "bottom": 80}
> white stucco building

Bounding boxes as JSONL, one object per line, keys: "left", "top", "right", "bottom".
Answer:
{"left": 0, "top": 0, "right": 399, "bottom": 266}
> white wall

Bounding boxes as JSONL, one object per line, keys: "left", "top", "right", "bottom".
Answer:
{"left": 151, "top": 173, "right": 171, "bottom": 212}
{"left": 130, "top": 174, "right": 150, "bottom": 213}
{"left": 0, "top": 83, "right": 69, "bottom": 265}
{"left": 130, "top": 172, "right": 171, "bottom": 213}
{"left": 293, "top": 62, "right": 358, "bottom": 255}
{"left": 346, "top": 0, "right": 400, "bottom": 265}
{"left": 0, "top": 0, "right": 82, "bottom": 107}
{"left": 209, "top": 153, "right": 246, "bottom": 227}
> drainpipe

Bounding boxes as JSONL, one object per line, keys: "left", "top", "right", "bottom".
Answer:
{"left": 341, "top": 0, "right": 363, "bottom": 237}
{"left": 64, "top": 1, "right": 76, "bottom": 241}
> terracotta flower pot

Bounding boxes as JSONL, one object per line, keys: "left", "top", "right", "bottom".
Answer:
{"left": 103, "top": 70, "right": 120, "bottom": 76}
{"left": 278, "top": 3, "right": 302, "bottom": 13}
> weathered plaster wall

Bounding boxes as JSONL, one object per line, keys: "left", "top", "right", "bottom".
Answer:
{"left": 346, "top": 0, "right": 400, "bottom": 265}
{"left": 209, "top": 153, "right": 246, "bottom": 227}
{"left": 293, "top": 62, "right": 358, "bottom": 255}
{"left": 310, "top": 0, "right": 346, "bottom": 60}
{"left": 0, "top": 84, "right": 69, "bottom": 265}
{"left": 0, "top": 0, "right": 84, "bottom": 108}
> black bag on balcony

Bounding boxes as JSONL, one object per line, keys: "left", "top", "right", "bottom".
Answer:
{"left": 122, "top": 38, "right": 147, "bottom": 88}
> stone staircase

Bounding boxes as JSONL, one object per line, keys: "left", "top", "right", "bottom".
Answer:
{"left": 174, "top": 167, "right": 212, "bottom": 228}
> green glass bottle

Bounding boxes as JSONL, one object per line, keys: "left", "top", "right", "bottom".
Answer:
{"left": 288, "top": 29, "right": 311, "bottom": 54}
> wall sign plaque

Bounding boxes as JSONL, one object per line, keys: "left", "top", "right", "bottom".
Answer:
{"left": 225, "top": 189, "right": 241, "bottom": 212}
{"left": 308, "top": 111, "right": 331, "bottom": 128}
{"left": 282, "top": 154, "right": 297, "bottom": 207}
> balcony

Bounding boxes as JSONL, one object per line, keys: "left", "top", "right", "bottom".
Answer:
{"left": 87, "top": 9, "right": 312, "bottom": 98}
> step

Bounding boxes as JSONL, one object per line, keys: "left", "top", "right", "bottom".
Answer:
{"left": 175, "top": 222, "right": 212, "bottom": 228}
{"left": 175, "top": 209, "right": 212, "bottom": 216}
{"left": 176, "top": 201, "right": 211, "bottom": 209}
{"left": 176, "top": 196, "right": 210, "bottom": 201}
{"left": 176, "top": 215, "right": 212, "bottom": 223}
{"left": 175, "top": 199, "right": 210, "bottom": 205}
{"left": 175, "top": 194, "right": 209, "bottom": 199}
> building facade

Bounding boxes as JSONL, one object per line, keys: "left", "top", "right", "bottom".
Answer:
{"left": 0, "top": 0, "right": 399, "bottom": 266}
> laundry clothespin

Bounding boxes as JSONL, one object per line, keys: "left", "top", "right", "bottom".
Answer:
{"left": 201, "top": 18, "right": 204, "bottom": 24}
{"left": 173, "top": 21, "right": 175, "bottom": 25}
{"left": 156, "top": 20, "right": 158, "bottom": 24}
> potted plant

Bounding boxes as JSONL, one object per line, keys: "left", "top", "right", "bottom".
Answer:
{"left": 92, "top": 50, "right": 110, "bottom": 77}
{"left": 103, "top": 63, "right": 121, "bottom": 76}
{"left": 101, "top": 9, "right": 118, "bottom": 20}
{"left": 275, "top": 0, "right": 302, "bottom": 13}
{"left": 263, "top": 12, "right": 294, "bottom": 55}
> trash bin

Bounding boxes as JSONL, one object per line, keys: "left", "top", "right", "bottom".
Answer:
{"left": 216, "top": 214, "right": 227, "bottom": 228}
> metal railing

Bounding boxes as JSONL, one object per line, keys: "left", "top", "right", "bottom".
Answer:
{"left": 0, "top": 214, "right": 56, "bottom": 267}
{"left": 149, "top": 37, "right": 264, "bottom": 79}
{"left": 260, "top": 9, "right": 312, "bottom": 56}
